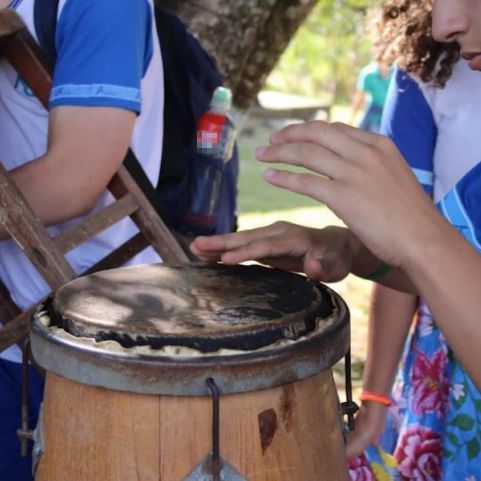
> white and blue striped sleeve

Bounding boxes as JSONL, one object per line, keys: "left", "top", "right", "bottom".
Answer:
{"left": 381, "top": 68, "right": 437, "bottom": 195}
{"left": 49, "top": 0, "right": 153, "bottom": 113}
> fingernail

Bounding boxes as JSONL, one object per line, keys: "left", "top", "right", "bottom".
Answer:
{"left": 264, "top": 168, "right": 277, "bottom": 180}
{"left": 255, "top": 146, "right": 268, "bottom": 158}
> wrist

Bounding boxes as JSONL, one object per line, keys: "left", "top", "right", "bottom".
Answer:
{"left": 359, "top": 390, "right": 391, "bottom": 407}
{"left": 347, "top": 232, "right": 381, "bottom": 278}
{"left": 399, "top": 207, "right": 452, "bottom": 272}
{"left": 402, "top": 216, "right": 460, "bottom": 278}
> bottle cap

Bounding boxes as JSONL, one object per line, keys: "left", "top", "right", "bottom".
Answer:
{"left": 211, "top": 86, "right": 232, "bottom": 113}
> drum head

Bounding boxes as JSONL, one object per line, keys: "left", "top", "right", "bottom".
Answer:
{"left": 49, "top": 263, "right": 332, "bottom": 352}
{"left": 31, "top": 263, "right": 350, "bottom": 395}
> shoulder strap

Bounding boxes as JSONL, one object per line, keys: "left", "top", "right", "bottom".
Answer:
{"left": 34, "top": 0, "right": 60, "bottom": 62}
{"left": 155, "top": 7, "right": 191, "bottom": 189}
{"left": 123, "top": 148, "right": 168, "bottom": 219}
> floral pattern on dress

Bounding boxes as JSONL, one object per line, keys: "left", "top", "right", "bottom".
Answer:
{"left": 350, "top": 304, "right": 481, "bottom": 481}
{"left": 349, "top": 454, "right": 376, "bottom": 481}
{"left": 349, "top": 169, "right": 481, "bottom": 480}
{"left": 382, "top": 304, "right": 481, "bottom": 480}
{"left": 349, "top": 445, "right": 399, "bottom": 481}
{"left": 411, "top": 348, "right": 449, "bottom": 417}
{"left": 394, "top": 425, "right": 442, "bottom": 480}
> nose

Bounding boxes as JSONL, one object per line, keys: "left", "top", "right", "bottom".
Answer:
{"left": 432, "top": 0, "right": 469, "bottom": 43}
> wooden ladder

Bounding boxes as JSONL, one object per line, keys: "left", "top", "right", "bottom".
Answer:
{"left": 0, "top": 9, "right": 189, "bottom": 352}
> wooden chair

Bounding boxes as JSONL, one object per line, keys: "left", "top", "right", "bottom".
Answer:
{"left": 0, "top": 9, "right": 189, "bottom": 353}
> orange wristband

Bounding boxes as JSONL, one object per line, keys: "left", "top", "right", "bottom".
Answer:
{"left": 359, "top": 390, "right": 391, "bottom": 407}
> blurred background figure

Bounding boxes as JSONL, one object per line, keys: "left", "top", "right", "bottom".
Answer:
{"left": 350, "top": 9, "right": 393, "bottom": 133}
{"left": 350, "top": 60, "right": 393, "bottom": 132}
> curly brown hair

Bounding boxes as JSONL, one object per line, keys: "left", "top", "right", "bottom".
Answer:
{"left": 374, "top": 0, "right": 460, "bottom": 86}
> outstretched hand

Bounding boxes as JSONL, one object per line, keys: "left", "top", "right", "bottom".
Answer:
{"left": 256, "top": 121, "right": 445, "bottom": 270}
{"left": 190, "top": 222, "right": 357, "bottom": 283}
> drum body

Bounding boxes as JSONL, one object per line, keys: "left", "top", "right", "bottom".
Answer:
{"left": 31, "top": 264, "right": 350, "bottom": 481}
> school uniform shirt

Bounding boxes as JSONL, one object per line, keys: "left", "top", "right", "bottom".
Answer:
{"left": 0, "top": 0, "right": 164, "bottom": 363}
{"left": 382, "top": 60, "right": 481, "bottom": 203}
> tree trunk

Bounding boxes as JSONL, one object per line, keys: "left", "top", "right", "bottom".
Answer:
{"left": 158, "top": 0, "right": 320, "bottom": 109}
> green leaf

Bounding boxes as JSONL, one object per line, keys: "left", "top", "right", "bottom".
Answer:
{"left": 467, "top": 437, "right": 481, "bottom": 460}
{"left": 446, "top": 432, "right": 459, "bottom": 446}
{"left": 443, "top": 449, "right": 454, "bottom": 458}
{"left": 452, "top": 414, "right": 475, "bottom": 431}
{"left": 474, "top": 399, "right": 481, "bottom": 412}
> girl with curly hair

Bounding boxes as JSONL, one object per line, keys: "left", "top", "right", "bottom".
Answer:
{"left": 348, "top": 2, "right": 481, "bottom": 480}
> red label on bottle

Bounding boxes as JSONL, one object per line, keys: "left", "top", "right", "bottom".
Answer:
{"left": 196, "top": 112, "right": 235, "bottom": 162}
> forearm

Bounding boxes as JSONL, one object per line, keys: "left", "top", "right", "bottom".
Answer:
{"left": 362, "top": 285, "right": 417, "bottom": 395}
{"left": 339, "top": 219, "right": 481, "bottom": 389}
{"left": 0, "top": 107, "right": 134, "bottom": 242}
{"left": 0, "top": 154, "right": 104, "bottom": 241}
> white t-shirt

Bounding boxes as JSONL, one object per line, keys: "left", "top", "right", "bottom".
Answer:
{"left": 0, "top": 0, "right": 164, "bottom": 362}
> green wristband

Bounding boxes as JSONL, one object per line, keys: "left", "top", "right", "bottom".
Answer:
{"left": 360, "top": 263, "right": 392, "bottom": 281}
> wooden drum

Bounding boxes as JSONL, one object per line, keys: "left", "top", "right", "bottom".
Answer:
{"left": 30, "top": 263, "right": 350, "bottom": 481}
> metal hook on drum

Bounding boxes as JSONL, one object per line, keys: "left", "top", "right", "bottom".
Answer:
{"left": 340, "top": 349, "right": 359, "bottom": 433}
{"left": 182, "top": 378, "right": 247, "bottom": 481}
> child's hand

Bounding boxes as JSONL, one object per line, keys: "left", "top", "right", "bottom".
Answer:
{"left": 190, "top": 222, "right": 358, "bottom": 283}
{"left": 256, "top": 121, "right": 446, "bottom": 271}
{"left": 346, "top": 401, "right": 389, "bottom": 459}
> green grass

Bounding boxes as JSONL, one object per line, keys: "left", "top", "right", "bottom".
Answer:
{"left": 236, "top": 104, "right": 352, "bottom": 219}
{"left": 237, "top": 123, "right": 322, "bottom": 215}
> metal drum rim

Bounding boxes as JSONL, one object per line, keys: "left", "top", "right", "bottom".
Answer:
{"left": 30, "top": 284, "right": 350, "bottom": 396}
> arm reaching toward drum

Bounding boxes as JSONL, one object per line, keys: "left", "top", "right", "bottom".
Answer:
{"left": 255, "top": 120, "right": 481, "bottom": 389}
{"left": 192, "top": 222, "right": 357, "bottom": 282}
{"left": 191, "top": 222, "right": 414, "bottom": 291}
{"left": 192, "top": 121, "right": 442, "bottom": 286}
{"left": 191, "top": 221, "right": 409, "bottom": 288}
{"left": 255, "top": 121, "right": 445, "bottom": 270}
{"left": 192, "top": 120, "right": 481, "bottom": 391}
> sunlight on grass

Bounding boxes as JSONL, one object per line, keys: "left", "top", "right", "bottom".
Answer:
{"left": 238, "top": 205, "right": 341, "bottom": 230}
{"left": 237, "top": 103, "right": 356, "bottom": 214}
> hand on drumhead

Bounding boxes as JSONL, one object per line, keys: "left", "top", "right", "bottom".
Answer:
{"left": 256, "top": 121, "right": 446, "bottom": 270}
{"left": 345, "top": 401, "right": 389, "bottom": 459}
{"left": 190, "top": 222, "right": 354, "bottom": 283}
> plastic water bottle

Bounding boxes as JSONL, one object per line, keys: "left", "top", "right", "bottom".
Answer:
{"left": 181, "top": 86, "right": 236, "bottom": 236}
